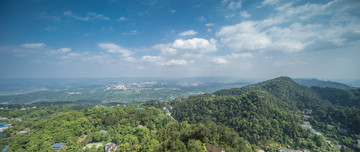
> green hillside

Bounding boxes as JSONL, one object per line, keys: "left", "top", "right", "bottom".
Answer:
{"left": 293, "top": 78, "right": 354, "bottom": 89}
{"left": 171, "top": 91, "right": 334, "bottom": 151}
{"left": 1, "top": 76, "right": 359, "bottom": 152}
{"left": 171, "top": 76, "right": 360, "bottom": 151}
{"left": 214, "top": 76, "right": 325, "bottom": 109}
{"left": 0, "top": 105, "right": 252, "bottom": 152}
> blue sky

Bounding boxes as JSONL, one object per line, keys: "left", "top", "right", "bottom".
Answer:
{"left": 0, "top": 0, "right": 359, "bottom": 79}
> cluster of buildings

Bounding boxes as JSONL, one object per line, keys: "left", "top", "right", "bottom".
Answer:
{"left": 104, "top": 81, "right": 159, "bottom": 92}
{"left": 206, "top": 143, "right": 225, "bottom": 152}
{"left": 162, "top": 106, "right": 172, "bottom": 116}
{"left": 51, "top": 142, "right": 119, "bottom": 151}
{"left": 278, "top": 148, "right": 310, "bottom": 152}
{"left": 301, "top": 121, "right": 321, "bottom": 135}
{"left": 104, "top": 142, "right": 117, "bottom": 152}
{"left": 0, "top": 122, "right": 12, "bottom": 133}
{"left": 16, "top": 128, "right": 30, "bottom": 134}
{"left": 19, "top": 107, "right": 37, "bottom": 110}
{"left": 51, "top": 143, "right": 66, "bottom": 151}
{"left": 300, "top": 109, "right": 321, "bottom": 135}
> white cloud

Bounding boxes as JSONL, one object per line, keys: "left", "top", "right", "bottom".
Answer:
{"left": 178, "top": 30, "right": 198, "bottom": 36}
{"left": 97, "top": 43, "right": 131, "bottom": 57}
{"left": 117, "top": 17, "right": 126, "bottom": 21}
{"left": 82, "top": 54, "right": 113, "bottom": 64}
{"left": 44, "top": 26, "right": 57, "bottom": 31}
{"left": 228, "top": 1, "right": 242, "bottom": 9}
{"left": 172, "top": 38, "right": 217, "bottom": 52}
{"left": 153, "top": 44, "right": 178, "bottom": 56}
{"left": 198, "top": 16, "right": 206, "bottom": 21}
{"left": 88, "top": 12, "right": 110, "bottom": 20}
{"left": 57, "top": 48, "right": 71, "bottom": 53}
{"left": 225, "top": 14, "right": 235, "bottom": 19}
{"left": 64, "top": 11, "right": 110, "bottom": 21}
{"left": 164, "top": 59, "right": 187, "bottom": 66}
{"left": 240, "top": 11, "right": 251, "bottom": 18}
{"left": 154, "top": 38, "right": 217, "bottom": 57}
{"left": 162, "top": 47, "right": 178, "bottom": 56}
{"left": 141, "top": 55, "right": 164, "bottom": 62}
{"left": 217, "top": 0, "right": 360, "bottom": 53}
{"left": 212, "top": 57, "right": 228, "bottom": 64}
{"left": 21, "top": 43, "right": 46, "bottom": 48}
{"left": 205, "top": 23, "right": 214, "bottom": 27}
{"left": 170, "top": 10, "right": 176, "bottom": 13}
{"left": 260, "top": 0, "right": 281, "bottom": 7}
{"left": 64, "top": 11, "right": 89, "bottom": 21}
{"left": 227, "top": 53, "right": 254, "bottom": 58}
{"left": 216, "top": 21, "right": 271, "bottom": 51}
{"left": 49, "top": 47, "right": 71, "bottom": 54}
{"left": 221, "top": 0, "right": 228, "bottom": 4}
{"left": 211, "top": 53, "right": 253, "bottom": 65}
{"left": 123, "top": 56, "right": 136, "bottom": 62}
{"left": 60, "top": 52, "right": 83, "bottom": 60}
{"left": 123, "top": 30, "right": 137, "bottom": 35}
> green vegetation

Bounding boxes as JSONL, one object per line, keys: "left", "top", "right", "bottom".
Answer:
{"left": 311, "top": 86, "right": 360, "bottom": 107}
{"left": 171, "top": 76, "right": 360, "bottom": 151}
{"left": 0, "top": 105, "right": 252, "bottom": 152}
{"left": 1, "top": 76, "right": 359, "bottom": 151}
{"left": 171, "top": 91, "right": 334, "bottom": 151}
{"left": 293, "top": 78, "right": 354, "bottom": 90}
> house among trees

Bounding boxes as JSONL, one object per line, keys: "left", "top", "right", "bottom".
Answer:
{"left": 0, "top": 117, "right": 8, "bottom": 120}
{"left": 0, "top": 123, "right": 12, "bottom": 133}
{"left": 278, "top": 148, "right": 310, "bottom": 152}
{"left": 99, "top": 130, "right": 107, "bottom": 134}
{"left": 2, "top": 147, "right": 7, "bottom": 152}
{"left": 206, "top": 143, "right": 225, "bottom": 152}
{"left": 16, "top": 128, "right": 30, "bottom": 134}
{"left": 51, "top": 143, "right": 66, "bottom": 151}
{"left": 104, "top": 142, "right": 117, "bottom": 152}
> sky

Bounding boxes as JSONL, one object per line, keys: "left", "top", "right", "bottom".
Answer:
{"left": 0, "top": 0, "right": 359, "bottom": 80}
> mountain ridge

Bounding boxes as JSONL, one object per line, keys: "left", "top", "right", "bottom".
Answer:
{"left": 293, "top": 78, "right": 354, "bottom": 89}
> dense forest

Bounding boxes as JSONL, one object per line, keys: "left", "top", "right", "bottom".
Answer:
{"left": 1, "top": 76, "right": 359, "bottom": 151}
{"left": 0, "top": 104, "right": 252, "bottom": 152}
{"left": 170, "top": 77, "right": 360, "bottom": 151}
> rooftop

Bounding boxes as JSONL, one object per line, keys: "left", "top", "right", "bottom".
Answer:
{"left": 51, "top": 143, "right": 66, "bottom": 148}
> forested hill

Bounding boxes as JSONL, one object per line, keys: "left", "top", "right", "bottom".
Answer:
{"left": 213, "top": 76, "right": 325, "bottom": 109}
{"left": 171, "top": 91, "right": 335, "bottom": 151}
{"left": 311, "top": 86, "right": 360, "bottom": 107}
{"left": 293, "top": 78, "right": 354, "bottom": 89}
{"left": 213, "top": 76, "right": 360, "bottom": 108}
{"left": 170, "top": 76, "right": 360, "bottom": 151}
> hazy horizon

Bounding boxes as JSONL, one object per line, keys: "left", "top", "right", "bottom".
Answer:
{"left": 1, "top": 0, "right": 359, "bottom": 79}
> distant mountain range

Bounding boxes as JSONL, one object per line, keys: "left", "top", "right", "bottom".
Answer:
{"left": 293, "top": 78, "right": 354, "bottom": 89}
